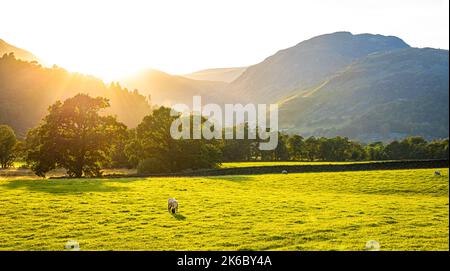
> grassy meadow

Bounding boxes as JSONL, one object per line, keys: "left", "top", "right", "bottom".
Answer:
{"left": 220, "top": 161, "right": 392, "bottom": 168}
{"left": 0, "top": 168, "right": 448, "bottom": 251}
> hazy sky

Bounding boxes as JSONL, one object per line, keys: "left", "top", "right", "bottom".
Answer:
{"left": 1, "top": 0, "right": 448, "bottom": 80}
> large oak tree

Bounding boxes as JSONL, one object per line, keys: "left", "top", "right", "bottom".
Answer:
{"left": 25, "top": 94, "right": 127, "bottom": 177}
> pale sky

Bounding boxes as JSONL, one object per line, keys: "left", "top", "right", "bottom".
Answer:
{"left": 1, "top": 0, "right": 448, "bottom": 81}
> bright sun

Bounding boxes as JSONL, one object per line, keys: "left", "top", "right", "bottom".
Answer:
{"left": 50, "top": 53, "right": 148, "bottom": 83}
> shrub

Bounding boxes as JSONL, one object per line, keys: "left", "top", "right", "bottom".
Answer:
{"left": 137, "top": 158, "right": 170, "bottom": 174}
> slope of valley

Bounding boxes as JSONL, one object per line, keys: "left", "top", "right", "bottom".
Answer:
{"left": 277, "top": 47, "right": 449, "bottom": 141}
{"left": 0, "top": 39, "right": 39, "bottom": 63}
{"left": 0, "top": 54, "right": 151, "bottom": 137}
{"left": 183, "top": 67, "right": 247, "bottom": 83}
{"left": 120, "top": 69, "right": 231, "bottom": 106}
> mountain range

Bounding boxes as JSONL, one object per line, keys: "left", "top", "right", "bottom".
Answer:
{"left": 0, "top": 32, "right": 448, "bottom": 141}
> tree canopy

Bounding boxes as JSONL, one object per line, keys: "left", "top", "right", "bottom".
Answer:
{"left": 0, "top": 124, "right": 17, "bottom": 168}
{"left": 25, "top": 94, "right": 127, "bottom": 177}
{"left": 127, "top": 107, "right": 222, "bottom": 174}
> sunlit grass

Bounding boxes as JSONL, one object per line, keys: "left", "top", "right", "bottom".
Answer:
{"left": 12, "top": 161, "right": 26, "bottom": 168}
{"left": 220, "top": 161, "right": 390, "bottom": 168}
{"left": 0, "top": 168, "right": 448, "bottom": 250}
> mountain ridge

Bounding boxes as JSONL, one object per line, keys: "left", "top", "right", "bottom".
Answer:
{"left": 0, "top": 38, "right": 40, "bottom": 62}
{"left": 228, "top": 31, "right": 411, "bottom": 103}
{"left": 183, "top": 67, "right": 247, "bottom": 83}
{"left": 120, "top": 69, "right": 228, "bottom": 106}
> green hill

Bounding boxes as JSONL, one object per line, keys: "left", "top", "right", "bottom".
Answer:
{"left": 228, "top": 32, "right": 410, "bottom": 103}
{"left": 278, "top": 48, "right": 449, "bottom": 142}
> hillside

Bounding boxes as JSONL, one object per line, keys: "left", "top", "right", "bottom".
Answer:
{"left": 0, "top": 39, "right": 39, "bottom": 62}
{"left": 183, "top": 67, "right": 247, "bottom": 83}
{"left": 228, "top": 32, "right": 410, "bottom": 103}
{"left": 278, "top": 48, "right": 449, "bottom": 142}
{"left": 121, "top": 69, "right": 229, "bottom": 106}
{"left": 0, "top": 54, "right": 151, "bottom": 137}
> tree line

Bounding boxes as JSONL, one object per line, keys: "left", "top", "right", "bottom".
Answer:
{"left": 0, "top": 94, "right": 448, "bottom": 176}
{"left": 221, "top": 132, "right": 448, "bottom": 162}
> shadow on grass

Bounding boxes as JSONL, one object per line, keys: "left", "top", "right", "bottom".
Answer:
{"left": 172, "top": 213, "right": 186, "bottom": 220}
{"left": 1, "top": 179, "right": 129, "bottom": 194}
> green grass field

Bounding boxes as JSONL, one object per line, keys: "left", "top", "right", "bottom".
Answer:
{"left": 0, "top": 168, "right": 448, "bottom": 251}
{"left": 220, "top": 161, "right": 391, "bottom": 168}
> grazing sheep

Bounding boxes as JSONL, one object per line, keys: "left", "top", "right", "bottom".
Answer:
{"left": 168, "top": 198, "right": 179, "bottom": 214}
{"left": 435, "top": 171, "right": 441, "bottom": 176}
{"left": 282, "top": 170, "right": 288, "bottom": 174}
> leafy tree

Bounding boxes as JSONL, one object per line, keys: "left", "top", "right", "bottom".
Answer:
{"left": 222, "top": 123, "right": 254, "bottom": 162}
{"left": 304, "top": 136, "right": 320, "bottom": 161}
{"left": 384, "top": 136, "right": 430, "bottom": 160}
{"left": 25, "top": 94, "right": 127, "bottom": 177}
{"left": 365, "top": 142, "right": 386, "bottom": 160}
{"left": 124, "top": 131, "right": 144, "bottom": 168}
{"left": 222, "top": 137, "right": 252, "bottom": 162}
{"left": 109, "top": 128, "right": 135, "bottom": 168}
{"left": 287, "top": 135, "right": 305, "bottom": 160}
{"left": 274, "top": 133, "right": 290, "bottom": 161}
{"left": 426, "top": 139, "right": 449, "bottom": 159}
{"left": 403, "top": 136, "right": 428, "bottom": 159}
{"left": 129, "top": 107, "right": 222, "bottom": 174}
{"left": 317, "top": 137, "right": 338, "bottom": 161}
{"left": 0, "top": 124, "right": 17, "bottom": 168}
{"left": 132, "top": 107, "right": 182, "bottom": 173}
{"left": 384, "top": 140, "right": 405, "bottom": 160}
{"left": 347, "top": 141, "right": 367, "bottom": 161}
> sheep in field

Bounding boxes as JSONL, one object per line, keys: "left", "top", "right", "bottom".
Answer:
{"left": 435, "top": 171, "right": 442, "bottom": 176}
{"left": 168, "top": 198, "right": 179, "bottom": 214}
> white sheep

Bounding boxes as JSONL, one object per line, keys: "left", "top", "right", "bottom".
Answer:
{"left": 282, "top": 170, "right": 288, "bottom": 174}
{"left": 168, "top": 198, "right": 179, "bottom": 214}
